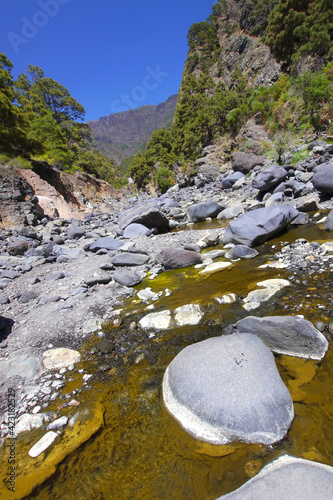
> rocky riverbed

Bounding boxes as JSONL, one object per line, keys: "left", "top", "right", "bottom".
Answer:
{"left": 1, "top": 138, "right": 333, "bottom": 498}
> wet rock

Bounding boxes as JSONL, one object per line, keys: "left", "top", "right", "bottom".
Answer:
{"left": 123, "top": 223, "right": 152, "bottom": 238}
{"left": 139, "top": 310, "right": 171, "bottom": 330}
{"left": 157, "top": 248, "right": 202, "bottom": 269}
{"left": 225, "top": 245, "right": 258, "bottom": 260}
{"left": 242, "top": 279, "right": 290, "bottom": 311}
{"left": 174, "top": 304, "right": 203, "bottom": 326}
{"left": 236, "top": 315, "right": 328, "bottom": 360}
{"left": 215, "top": 293, "right": 237, "bottom": 304}
{"left": 28, "top": 431, "right": 59, "bottom": 458}
{"left": 43, "top": 348, "right": 81, "bottom": 370}
{"left": 111, "top": 252, "right": 149, "bottom": 267}
{"left": 97, "top": 339, "right": 115, "bottom": 354}
{"left": 231, "top": 152, "right": 266, "bottom": 173}
{"left": 223, "top": 206, "right": 299, "bottom": 247}
{"left": 217, "top": 455, "right": 333, "bottom": 499}
{"left": 0, "top": 347, "right": 44, "bottom": 380}
{"left": 187, "top": 201, "right": 222, "bottom": 222}
{"left": 200, "top": 262, "right": 232, "bottom": 274}
{"left": 117, "top": 203, "right": 169, "bottom": 233}
{"left": 163, "top": 334, "right": 294, "bottom": 445}
{"left": 89, "top": 237, "right": 123, "bottom": 252}
{"left": 113, "top": 269, "right": 142, "bottom": 287}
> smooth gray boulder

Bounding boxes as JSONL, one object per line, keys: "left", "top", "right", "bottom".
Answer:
{"left": 217, "top": 455, "right": 333, "bottom": 499}
{"left": 163, "top": 333, "right": 294, "bottom": 445}
{"left": 157, "top": 248, "right": 202, "bottom": 269}
{"left": 225, "top": 245, "right": 258, "bottom": 260}
{"left": 231, "top": 152, "right": 266, "bottom": 173}
{"left": 89, "top": 237, "right": 123, "bottom": 252}
{"left": 122, "top": 223, "right": 152, "bottom": 238}
{"left": 111, "top": 252, "right": 149, "bottom": 266}
{"left": 312, "top": 164, "right": 333, "bottom": 194}
{"left": 66, "top": 226, "right": 86, "bottom": 239}
{"left": 253, "top": 165, "right": 288, "bottom": 192}
{"left": 223, "top": 205, "right": 299, "bottom": 247}
{"left": 235, "top": 315, "right": 328, "bottom": 360}
{"left": 117, "top": 203, "right": 169, "bottom": 232}
{"left": 113, "top": 269, "right": 142, "bottom": 287}
{"left": 187, "top": 201, "right": 222, "bottom": 222}
{"left": 222, "top": 172, "right": 246, "bottom": 189}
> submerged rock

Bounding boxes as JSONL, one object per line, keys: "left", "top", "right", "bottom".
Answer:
{"left": 28, "top": 431, "right": 59, "bottom": 458}
{"left": 163, "top": 333, "right": 294, "bottom": 445}
{"left": 174, "top": 304, "right": 203, "bottom": 326}
{"left": 235, "top": 315, "right": 328, "bottom": 360}
{"left": 242, "top": 279, "right": 290, "bottom": 311}
{"left": 217, "top": 455, "right": 333, "bottom": 499}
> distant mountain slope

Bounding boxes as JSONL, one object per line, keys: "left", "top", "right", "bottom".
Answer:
{"left": 88, "top": 95, "right": 178, "bottom": 166}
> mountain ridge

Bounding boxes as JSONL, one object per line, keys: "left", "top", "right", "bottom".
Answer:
{"left": 88, "top": 94, "right": 178, "bottom": 167}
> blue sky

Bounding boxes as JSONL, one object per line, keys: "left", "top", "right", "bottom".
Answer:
{"left": 1, "top": 0, "right": 216, "bottom": 121}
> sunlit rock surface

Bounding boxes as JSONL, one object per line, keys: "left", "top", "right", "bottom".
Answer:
{"left": 163, "top": 334, "right": 294, "bottom": 445}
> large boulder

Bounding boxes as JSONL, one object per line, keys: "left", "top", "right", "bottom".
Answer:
{"left": 187, "top": 201, "right": 222, "bottom": 222}
{"left": 312, "top": 164, "right": 333, "bottom": 194}
{"left": 157, "top": 248, "right": 202, "bottom": 269}
{"left": 163, "top": 333, "right": 294, "bottom": 445}
{"left": 117, "top": 203, "right": 169, "bottom": 232}
{"left": 223, "top": 205, "right": 299, "bottom": 247}
{"left": 231, "top": 152, "right": 266, "bottom": 173}
{"left": 252, "top": 165, "right": 288, "bottom": 192}
{"left": 235, "top": 315, "right": 328, "bottom": 360}
{"left": 217, "top": 455, "right": 333, "bottom": 499}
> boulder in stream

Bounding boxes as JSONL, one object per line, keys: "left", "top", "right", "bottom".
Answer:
{"left": 235, "top": 315, "right": 328, "bottom": 360}
{"left": 216, "top": 455, "right": 333, "bottom": 499}
{"left": 223, "top": 206, "right": 299, "bottom": 247}
{"left": 187, "top": 201, "right": 222, "bottom": 222}
{"left": 163, "top": 333, "right": 294, "bottom": 445}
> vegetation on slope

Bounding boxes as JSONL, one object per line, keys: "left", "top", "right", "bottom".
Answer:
{"left": 129, "top": 0, "right": 333, "bottom": 191}
{"left": 0, "top": 54, "right": 125, "bottom": 188}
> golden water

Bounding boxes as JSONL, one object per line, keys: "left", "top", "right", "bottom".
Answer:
{"left": 4, "top": 223, "right": 333, "bottom": 499}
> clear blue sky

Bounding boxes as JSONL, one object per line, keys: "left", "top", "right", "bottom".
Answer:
{"left": 1, "top": 0, "right": 215, "bottom": 121}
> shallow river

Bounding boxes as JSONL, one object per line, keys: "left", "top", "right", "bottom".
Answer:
{"left": 13, "top": 223, "right": 333, "bottom": 498}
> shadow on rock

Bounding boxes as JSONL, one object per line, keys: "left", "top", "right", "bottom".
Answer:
{"left": 0, "top": 316, "right": 14, "bottom": 345}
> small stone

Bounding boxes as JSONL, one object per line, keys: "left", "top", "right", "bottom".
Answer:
{"left": 28, "top": 431, "right": 58, "bottom": 458}
{"left": 47, "top": 416, "right": 68, "bottom": 431}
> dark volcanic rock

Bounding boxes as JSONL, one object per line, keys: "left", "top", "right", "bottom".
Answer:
{"left": 7, "top": 240, "right": 30, "bottom": 256}
{"left": 223, "top": 205, "right": 299, "bottom": 247}
{"left": 187, "top": 201, "right": 222, "bottom": 222}
{"left": 231, "top": 152, "right": 266, "bottom": 173}
{"left": 157, "top": 248, "right": 202, "bottom": 269}
{"left": 123, "top": 223, "right": 152, "bottom": 238}
{"left": 222, "top": 172, "right": 246, "bottom": 189}
{"left": 312, "top": 165, "right": 333, "bottom": 194}
{"left": 67, "top": 226, "right": 86, "bottom": 239}
{"left": 252, "top": 165, "right": 288, "bottom": 192}
{"left": 117, "top": 203, "right": 169, "bottom": 233}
